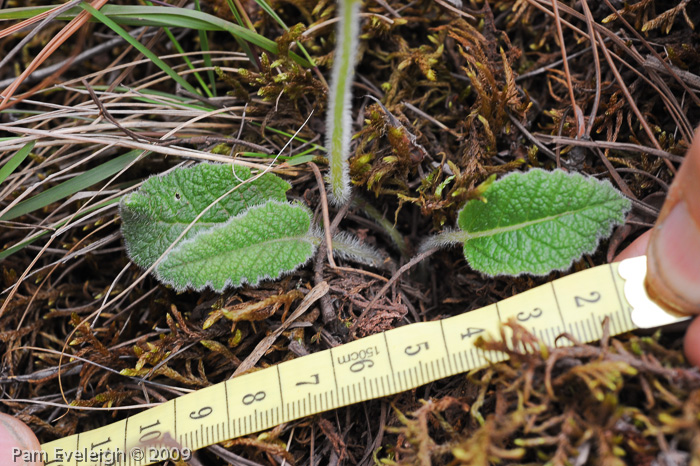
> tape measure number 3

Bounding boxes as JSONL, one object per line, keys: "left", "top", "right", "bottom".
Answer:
{"left": 39, "top": 255, "right": 688, "bottom": 466}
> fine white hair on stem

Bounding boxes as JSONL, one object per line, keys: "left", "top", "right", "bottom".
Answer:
{"left": 330, "top": 231, "right": 384, "bottom": 268}
{"left": 326, "top": 0, "right": 362, "bottom": 206}
{"left": 418, "top": 229, "right": 465, "bottom": 254}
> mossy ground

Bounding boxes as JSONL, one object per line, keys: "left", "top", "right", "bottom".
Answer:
{"left": 1, "top": 0, "right": 699, "bottom": 464}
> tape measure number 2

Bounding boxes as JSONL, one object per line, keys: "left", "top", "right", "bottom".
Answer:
{"left": 40, "top": 256, "right": 688, "bottom": 466}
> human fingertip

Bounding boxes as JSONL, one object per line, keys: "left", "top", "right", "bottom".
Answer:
{"left": 646, "top": 200, "right": 700, "bottom": 314}
{"left": 683, "top": 317, "right": 700, "bottom": 369}
{"left": 0, "top": 413, "right": 42, "bottom": 466}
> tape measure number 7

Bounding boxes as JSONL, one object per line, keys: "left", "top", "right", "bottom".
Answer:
{"left": 40, "top": 255, "right": 688, "bottom": 466}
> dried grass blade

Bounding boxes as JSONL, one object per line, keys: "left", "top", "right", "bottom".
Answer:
{"left": 0, "top": 0, "right": 109, "bottom": 109}
{"left": 0, "top": 3, "right": 74, "bottom": 38}
{"left": 0, "top": 0, "right": 81, "bottom": 71}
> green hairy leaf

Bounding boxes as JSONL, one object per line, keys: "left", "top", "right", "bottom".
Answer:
{"left": 120, "top": 163, "right": 290, "bottom": 268}
{"left": 424, "top": 169, "right": 631, "bottom": 276}
{"left": 120, "top": 163, "right": 382, "bottom": 292}
{"left": 156, "top": 201, "right": 319, "bottom": 292}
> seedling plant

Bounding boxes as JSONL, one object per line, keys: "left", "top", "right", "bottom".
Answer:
{"left": 1, "top": 0, "right": 697, "bottom": 464}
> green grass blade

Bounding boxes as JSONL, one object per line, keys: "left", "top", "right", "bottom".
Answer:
{"left": 142, "top": 0, "right": 212, "bottom": 98}
{"left": 352, "top": 197, "right": 409, "bottom": 257}
{"left": 80, "top": 4, "right": 200, "bottom": 96}
{"left": 89, "top": 86, "right": 213, "bottom": 111}
{"left": 250, "top": 122, "right": 326, "bottom": 152}
{"left": 223, "top": 0, "right": 260, "bottom": 67}
{"left": 0, "top": 150, "right": 142, "bottom": 221}
{"left": 0, "top": 6, "right": 59, "bottom": 20}
{"left": 161, "top": 26, "right": 214, "bottom": 98}
{"left": 194, "top": 0, "right": 217, "bottom": 97}
{"left": 0, "top": 141, "right": 34, "bottom": 185}
{"left": 96, "top": 6, "right": 310, "bottom": 67}
{"left": 0, "top": 5, "right": 311, "bottom": 67}
{"left": 251, "top": 0, "right": 285, "bottom": 26}
{"left": 0, "top": 198, "right": 120, "bottom": 261}
{"left": 225, "top": 0, "right": 254, "bottom": 30}
{"left": 237, "top": 152, "right": 318, "bottom": 166}
{"left": 285, "top": 154, "right": 318, "bottom": 166}
{"left": 251, "top": 0, "right": 320, "bottom": 71}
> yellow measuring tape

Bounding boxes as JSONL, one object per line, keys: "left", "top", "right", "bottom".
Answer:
{"left": 37, "top": 256, "right": 688, "bottom": 466}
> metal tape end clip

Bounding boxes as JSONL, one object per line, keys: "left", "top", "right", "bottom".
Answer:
{"left": 618, "top": 255, "right": 690, "bottom": 329}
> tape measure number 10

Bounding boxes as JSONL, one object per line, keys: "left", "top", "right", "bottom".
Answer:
{"left": 39, "top": 255, "right": 688, "bottom": 466}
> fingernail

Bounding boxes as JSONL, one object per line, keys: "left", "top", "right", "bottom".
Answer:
{"left": 647, "top": 200, "right": 700, "bottom": 312}
{"left": 0, "top": 413, "right": 42, "bottom": 466}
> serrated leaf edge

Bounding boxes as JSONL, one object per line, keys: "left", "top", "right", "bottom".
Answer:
{"left": 119, "top": 163, "right": 291, "bottom": 269}
{"left": 154, "top": 200, "right": 321, "bottom": 292}
{"left": 420, "top": 169, "right": 632, "bottom": 276}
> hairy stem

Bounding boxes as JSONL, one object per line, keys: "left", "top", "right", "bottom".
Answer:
{"left": 326, "top": 0, "right": 361, "bottom": 206}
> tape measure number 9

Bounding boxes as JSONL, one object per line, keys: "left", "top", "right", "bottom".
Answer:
{"left": 40, "top": 256, "right": 688, "bottom": 466}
